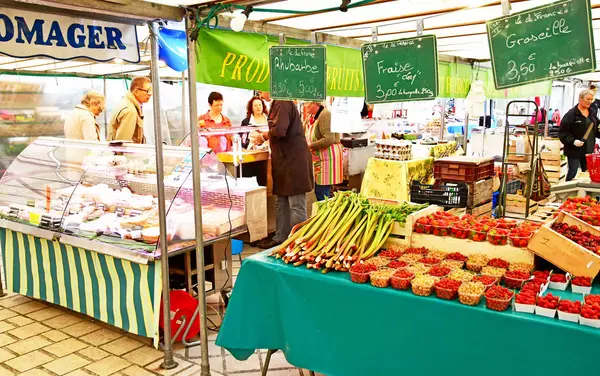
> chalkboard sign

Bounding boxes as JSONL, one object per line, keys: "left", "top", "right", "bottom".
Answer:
{"left": 486, "top": 0, "right": 595, "bottom": 89}
{"left": 269, "top": 45, "right": 326, "bottom": 101}
{"left": 361, "top": 35, "right": 439, "bottom": 104}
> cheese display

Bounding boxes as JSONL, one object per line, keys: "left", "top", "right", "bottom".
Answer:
{"left": 0, "top": 137, "right": 248, "bottom": 256}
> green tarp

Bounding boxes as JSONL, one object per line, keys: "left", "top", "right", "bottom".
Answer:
{"left": 217, "top": 251, "right": 599, "bottom": 376}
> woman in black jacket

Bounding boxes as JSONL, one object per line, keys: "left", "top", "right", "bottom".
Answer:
{"left": 559, "top": 89, "right": 599, "bottom": 181}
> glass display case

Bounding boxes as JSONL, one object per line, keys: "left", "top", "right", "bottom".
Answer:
{"left": 0, "top": 137, "right": 249, "bottom": 263}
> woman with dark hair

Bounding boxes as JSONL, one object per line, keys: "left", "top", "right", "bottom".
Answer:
{"left": 198, "top": 91, "right": 232, "bottom": 152}
{"left": 241, "top": 96, "right": 269, "bottom": 126}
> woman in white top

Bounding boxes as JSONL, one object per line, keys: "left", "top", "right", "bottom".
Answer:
{"left": 241, "top": 96, "right": 269, "bottom": 126}
{"left": 241, "top": 96, "right": 268, "bottom": 148}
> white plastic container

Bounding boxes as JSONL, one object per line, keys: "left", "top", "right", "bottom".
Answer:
{"left": 535, "top": 305, "right": 557, "bottom": 318}
{"left": 549, "top": 273, "right": 571, "bottom": 291}
{"left": 514, "top": 302, "right": 535, "bottom": 314}
{"left": 579, "top": 316, "right": 600, "bottom": 328}
{"left": 557, "top": 310, "right": 579, "bottom": 323}
{"left": 572, "top": 284, "right": 592, "bottom": 295}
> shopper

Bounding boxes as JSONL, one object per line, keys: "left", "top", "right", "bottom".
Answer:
{"left": 305, "top": 101, "right": 343, "bottom": 201}
{"left": 559, "top": 89, "right": 599, "bottom": 181}
{"left": 198, "top": 92, "right": 232, "bottom": 153}
{"left": 241, "top": 96, "right": 269, "bottom": 126}
{"left": 107, "top": 76, "right": 152, "bottom": 144}
{"left": 588, "top": 84, "right": 600, "bottom": 118}
{"left": 258, "top": 91, "right": 273, "bottom": 112}
{"left": 64, "top": 91, "right": 105, "bottom": 141}
{"left": 251, "top": 100, "right": 314, "bottom": 249}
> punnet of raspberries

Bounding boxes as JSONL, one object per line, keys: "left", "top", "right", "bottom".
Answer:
{"left": 550, "top": 274, "right": 567, "bottom": 283}
{"left": 515, "top": 290, "right": 536, "bottom": 305}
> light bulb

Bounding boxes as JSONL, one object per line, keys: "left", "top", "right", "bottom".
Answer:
{"left": 230, "top": 14, "right": 247, "bottom": 32}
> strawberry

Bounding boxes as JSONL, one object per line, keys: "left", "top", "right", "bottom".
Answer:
{"left": 516, "top": 290, "right": 536, "bottom": 305}
{"left": 572, "top": 276, "right": 592, "bottom": 287}
{"left": 537, "top": 293, "right": 560, "bottom": 309}
{"left": 558, "top": 300, "right": 581, "bottom": 314}
{"left": 550, "top": 274, "right": 567, "bottom": 283}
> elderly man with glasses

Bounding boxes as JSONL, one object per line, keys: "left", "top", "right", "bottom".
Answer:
{"left": 108, "top": 76, "right": 152, "bottom": 144}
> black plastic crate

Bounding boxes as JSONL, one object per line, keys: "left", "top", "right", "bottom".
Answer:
{"left": 410, "top": 181, "right": 468, "bottom": 208}
{"left": 506, "top": 180, "right": 522, "bottom": 194}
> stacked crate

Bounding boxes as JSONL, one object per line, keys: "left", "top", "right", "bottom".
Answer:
{"left": 539, "top": 138, "right": 567, "bottom": 185}
{"left": 432, "top": 156, "right": 495, "bottom": 217}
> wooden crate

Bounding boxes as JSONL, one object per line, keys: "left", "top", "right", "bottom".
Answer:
{"left": 386, "top": 205, "right": 441, "bottom": 245}
{"left": 466, "top": 201, "right": 492, "bottom": 217}
{"left": 466, "top": 178, "right": 493, "bottom": 208}
{"left": 543, "top": 161, "right": 567, "bottom": 173}
{"left": 411, "top": 233, "right": 534, "bottom": 264}
{"left": 539, "top": 138, "right": 563, "bottom": 162}
{"left": 528, "top": 211, "right": 600, "bottom": 278}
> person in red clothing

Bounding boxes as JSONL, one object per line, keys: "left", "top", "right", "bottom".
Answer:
{"left": 198, "top": 92, "right": 232, "bottom": 153}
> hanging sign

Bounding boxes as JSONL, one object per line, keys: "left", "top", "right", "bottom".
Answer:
{"left": 0, "top": 8, "right": 140, "bottom": 63}
{"left": 269, "top": 45, "right": 326, "bottom": 101}
{"left": 361, "top": 35, "right": 439, "bottom": 104}
{"left": 486, "top": 0, "right": 595, "bottom": 89}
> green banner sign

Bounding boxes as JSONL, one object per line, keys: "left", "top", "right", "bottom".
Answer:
{"left": 196, "top": 28, "right": 364, "bottom": 97}
{"left": 486, "top": 0, "right": 595, "bottom": 89}
{"left": 362, "top": 35, "right": 439, "bottom": 103}
{"left": 196, "top": 28, "right": 552, "bottom": 100}
{"left": 269, "top": 45, "right": 326, "bottom": 101}
{"left": 438, "top": 61, "right": 472, "bottom": 99}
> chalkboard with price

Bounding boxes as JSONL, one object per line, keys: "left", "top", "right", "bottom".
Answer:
{"left": 269, "top": 45, "right": 326, "bottom": 101}
{"left": 486, "top": 0, "right": 595, "bottom": 89}
{"left": 361, "top": 35, "right": 439, "bottom": 104}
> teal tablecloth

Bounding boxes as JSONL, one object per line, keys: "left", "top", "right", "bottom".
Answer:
{"left": 217, "top": 251, "right": 600, "bottom": 376}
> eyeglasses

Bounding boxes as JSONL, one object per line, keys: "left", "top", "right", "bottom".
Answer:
{"left": 137, "top": 88, "right": 153, "bottom": 95}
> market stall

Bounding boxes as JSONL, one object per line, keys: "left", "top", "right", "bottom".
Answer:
{"left": 217, "top": 198, "right": 600, "bottom": 376}
{"left": 0, "top": 136, "right": 266, "bottom": 340}
{"left": 0, "top": 2, "right": 267, "bottom": 373}
{"left": 217, "top": 252, "right": 599, "bottom": 376}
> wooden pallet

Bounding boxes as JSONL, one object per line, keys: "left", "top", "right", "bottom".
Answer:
{"left": 410, "top": 233, "right": 534, "bottom": 264}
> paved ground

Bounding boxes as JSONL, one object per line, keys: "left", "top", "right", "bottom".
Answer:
{"left": 0, "top": 246, "right": 320, "bottom": 376}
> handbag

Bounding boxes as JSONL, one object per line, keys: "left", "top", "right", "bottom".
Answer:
{"left": 530, "top": 157, "right": 551, "bottom": 202}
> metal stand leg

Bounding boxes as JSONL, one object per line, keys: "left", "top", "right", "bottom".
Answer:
{"left": 148, "top": 20, "right": 177, "bottom": 370}
{"left": 262, "top": 349, "right": 276, "bottom": 376}
{"left": 0, "top": 274, "right": 5, "bottom": 297}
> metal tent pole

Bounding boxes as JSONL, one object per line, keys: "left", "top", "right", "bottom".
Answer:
{"left": 185, "top": 14, "right": 211, "bottom": 376}
{"left": 149, "top": 21, "right": 177, "bottom": 370}
{"left": 103, "top": 76, "right": 108, "bottom": 138}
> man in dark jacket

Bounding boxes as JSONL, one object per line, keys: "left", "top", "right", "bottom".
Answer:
{"left": 559, "top": 89, "right": 599, "bottom": 181}
{"left": 251, "top": 100, "right": 314, "bottom": 248}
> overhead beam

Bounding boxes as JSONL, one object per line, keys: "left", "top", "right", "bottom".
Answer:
{"left": 216, "top": 14, "right": 364, "bottom": 48}
{"left": 309, "top": 0, "right": 528, "bottom": 32}
{"left": 1, "top": 0, "right": 184, "bottom": 23}
{"left": 260, "top": 0, "right": 396, "bottom": 24}
{"left": 353, "top": 15, "right": 600, "bottom": 43}
{"left": 351, "top": 4, "right": 600, "bottom": 39}
{"left": 215, "top": 14, "right": 475, "bottom": 65}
